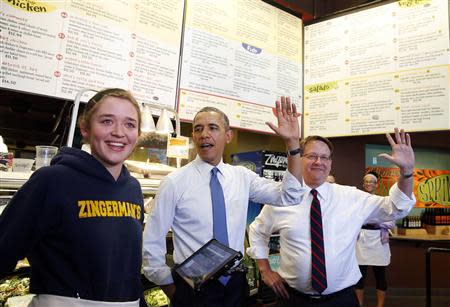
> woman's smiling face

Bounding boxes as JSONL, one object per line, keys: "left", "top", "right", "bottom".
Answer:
{"left": 81, "top": 96, "right": 139, "bottom": 175}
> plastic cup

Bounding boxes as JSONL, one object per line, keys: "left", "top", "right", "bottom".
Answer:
{"left": 13, "top": 158, "right": 35, "bottom": 172}
{"left": 35, "top": 146, "right": 58, "bottom": 169}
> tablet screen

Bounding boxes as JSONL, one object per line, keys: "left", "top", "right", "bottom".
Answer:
{"left": 175, "top": 239, "right": 241, "bottom": 289}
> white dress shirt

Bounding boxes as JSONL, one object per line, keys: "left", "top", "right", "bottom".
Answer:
{"left": 143, "top": 156, "right": 305, "bottom": 285}
{"left": 247, "top": 182, "right": 415, "bottom": 295}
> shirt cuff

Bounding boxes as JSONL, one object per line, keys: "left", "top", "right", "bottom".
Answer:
{"left": 390, "top": 183, "right": 416, "bottom": 207}
{"left": 282, "top": 170, "right": 305, "bottom": 205}
{"left": 246, "top": 245, "right": 270, "bottom": 260}
{"left": 283, "top": 170, "right": 302, "bottom": 186}
{"left": 144, "top": 266, "right": 174, "bottom": 286}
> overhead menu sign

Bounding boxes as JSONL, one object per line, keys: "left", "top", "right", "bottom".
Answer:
{"left": 0, "top": 0, "right": 184, "bottom": 107}
{"left": 178, "top": 0, "right": 303, "bottom": 133}
{"left": 303, "top": 0, "right": 450, "bottom": 137}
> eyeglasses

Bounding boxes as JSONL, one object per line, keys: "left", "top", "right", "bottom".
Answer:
{"left": 301, "top": 153, "right": 331, "bottom": 162}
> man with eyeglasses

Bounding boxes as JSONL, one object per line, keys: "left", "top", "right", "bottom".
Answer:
{"left": 248, "top": 131, "right": 416, "bottom": 306}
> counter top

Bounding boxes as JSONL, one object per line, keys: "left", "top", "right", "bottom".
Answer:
{"left": 391, "top": 234, "right": 450, "bottom": 242}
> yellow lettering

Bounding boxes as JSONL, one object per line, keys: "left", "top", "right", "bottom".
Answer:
{"left": 78, "top": 201, "right": 87, "bottom": 218}
{"left": 86, "top": 201, "right": 93, "bottom": 218}
{"left": 118, "top": 201, "right": 127, "bottom": 216}
{"left": 418, "top": 175, "right": 450, "bottom": 205}
{"left": 91, "top": 200, "right": 100, "bottom": 217}
{"left": 136, "top": 206, "right": 141, "bottom": 219}
{"left": 106, "top": 201, "right": 113, "bottom": 217}
{"left": 99, "top": 201, "right": 107, "bottom": 216}
{"left": 107, "top": 201, "right": 117, "bottom": 217}
{"left": 127, "top": 203, "right": 136, "bottom": 218}
{"left": 78, "top": 200, "right": 143, "bottom": 219}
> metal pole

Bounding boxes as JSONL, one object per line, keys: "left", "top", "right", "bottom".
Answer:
{"left": 426, "top": 248, "right": 432, "bottom": 307}
{"left": 67, "top": 89, "right": 97, "bottom": 147}
{"left": 425, "top": 247, "right": 450, "bottom": 307}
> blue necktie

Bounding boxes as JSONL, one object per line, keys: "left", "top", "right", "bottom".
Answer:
{"left": 310, "top": 189, "right": 327, "bottom": 293}
{"left": 210, "top": 167, "right": 230, "bottom": 285}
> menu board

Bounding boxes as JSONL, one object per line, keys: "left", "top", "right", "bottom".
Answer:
{"left": 0, "top": 0, "right": 184, "bottom": 107}
{"left": 303, "top": 0, "right": 450, "bottom": 137}
{"left": 178, "top": 0, "right": 303, "bottom": 133}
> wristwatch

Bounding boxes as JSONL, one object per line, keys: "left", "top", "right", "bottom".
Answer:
{"left": 287, "top": 147, "right": 302, "bottom": 156}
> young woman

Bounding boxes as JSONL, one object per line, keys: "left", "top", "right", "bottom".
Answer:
{"left": 0, "top": 88, "right": 144, "bottom": 306}
{"left": 355, "top": 171, "right": 395, "bottom": 307}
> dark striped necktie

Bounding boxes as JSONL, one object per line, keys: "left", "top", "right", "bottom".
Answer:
{"left": 310, "top": 189, "right": 327, "bottom": 293}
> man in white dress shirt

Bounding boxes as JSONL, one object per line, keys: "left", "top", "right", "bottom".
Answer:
{"left": 142, "top": 97, "right": 306, "bottom": 307}
{"left": 248, "top": 130, "right": 416, "bottom": 306}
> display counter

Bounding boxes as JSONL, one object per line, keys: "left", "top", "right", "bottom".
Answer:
{"left": 392, "top": 234, "right": 450, "bottom": 242}
{"left": 0, "top": 166, "right": 172, "bottom": 195}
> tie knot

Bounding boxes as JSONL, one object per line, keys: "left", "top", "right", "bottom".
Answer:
{"left": 311, "top": 189, "right": 318, "bottom": 197}
{"left": 211, "top": 167, "right": 219, "bottom": 176}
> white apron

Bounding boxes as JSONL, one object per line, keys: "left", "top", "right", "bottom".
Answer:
{"left": 28, "top": 295, "right": 139, "bottom": 307}
{"left": 356, "top": 229, "right": 391, "bottom": 266}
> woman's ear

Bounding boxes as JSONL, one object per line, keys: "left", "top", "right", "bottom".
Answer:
{"left": 79, "top": 121, "right": 89, "bottom": 139}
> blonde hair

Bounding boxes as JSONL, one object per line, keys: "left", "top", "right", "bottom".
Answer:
{"left": 78, "top": 88, "right": 142, "bottom": 139}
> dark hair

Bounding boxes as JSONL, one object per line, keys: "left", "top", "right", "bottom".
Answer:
{"left": 193, "top": 107, "right": 230, "bottom": 130}
{"left": 300, "top": 135, "right": 334, "bottom": 157}
{"left": 79, "top": 88, "right": 142, "bottom": 136}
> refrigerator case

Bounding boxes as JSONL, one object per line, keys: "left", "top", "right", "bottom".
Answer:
{"left": 231, "top": 150, "right": 287, "bottom": 225}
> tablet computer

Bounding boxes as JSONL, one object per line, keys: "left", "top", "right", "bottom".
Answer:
{"left": 174, "top": 239, "right": 243, "bottom": 291}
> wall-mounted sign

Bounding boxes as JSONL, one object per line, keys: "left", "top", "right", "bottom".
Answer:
{"left": 366, "top": 166, "right": 450, "bottom": 208}
{"left": 178, "top": 0, "right": 303, "bottom": 134}
{"left": 1, "top": 0, "right": 184, "bottom": 108}
{"left": 304, "top": 0, "right": 450, "bottom": 137}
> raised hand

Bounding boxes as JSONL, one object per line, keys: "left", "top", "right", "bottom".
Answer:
{"left": 378, "top": 128, "right": 415, "bottom": 197}
{"left": 266, "top": 96, "right": 301, "bottom": 144}
{"left": 378, "top": 128, "right": 415, "bottom": 175}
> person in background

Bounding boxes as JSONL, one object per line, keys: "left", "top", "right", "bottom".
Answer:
{"left": 326, "top": 174, "right": 336, "bottom": 184}
{"left": 142, "top": 97, "right": 306, "bottom": 307}
{"left": 0, "top": 88, "right": 144, "bottom": 307}
{"left": 248, "top": 129, "right": 415, "bottom": 307}
{"left": 355, "top": 171, "right": 396, "bottom": 307}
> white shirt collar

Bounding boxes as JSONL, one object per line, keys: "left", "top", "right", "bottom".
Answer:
{"left": 306, "top": 181, "right": 331, "bottom": 202}
{"left": 193, "top": 155, "right": 226, "bottom": 178}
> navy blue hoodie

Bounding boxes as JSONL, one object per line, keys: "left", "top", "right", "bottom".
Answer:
{"left": 0, "top": 147, "right": 144, "bottom": 302}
